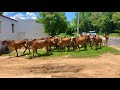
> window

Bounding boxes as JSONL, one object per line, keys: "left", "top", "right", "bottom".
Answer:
{"left": 12, "top": 24, "right": 14, "bottom": 33}
{"left": 0, "top": 21, "right": 1, "bottom": 33}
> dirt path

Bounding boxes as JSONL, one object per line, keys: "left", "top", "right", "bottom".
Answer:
{"left": 0, "top": 50, "right": 120, "bottom": 78}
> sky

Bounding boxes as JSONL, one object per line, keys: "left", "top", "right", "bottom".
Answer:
{"left": 3, "top": 12, "right": 76, "bottom": 22}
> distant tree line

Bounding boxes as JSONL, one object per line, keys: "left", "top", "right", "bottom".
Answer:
{"left": 36, "top": 12, "right": 120, "bottom": 36}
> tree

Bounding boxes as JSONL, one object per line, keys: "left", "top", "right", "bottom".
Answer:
{"left": 112, "top": 12, "right": 120, "bottom": 32}
{"left": 36, "top": 12, "right": 68, "bottom": 36}
{"left": 90, "top": 12, "right": 113, "bottom": 34}
{"left": 0, "top": 12, "right": 3, "bottom": 15}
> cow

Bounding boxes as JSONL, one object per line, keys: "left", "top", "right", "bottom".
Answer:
{"left": 24, "top": 38, "right": 45, "bottom": 53}
{"left": 104, "top": 33, "right": 109, "bottom": 45}
{"left": 32, "top": 39, "right": 51, "bottom": 57}
{"left": 101, "top": 36, "right": 106, "bottom": 46}
{"left": 92, "top": 35, "right": 102, "bottom": 50}
{"left": 57, "top": 37, "right": 72, "bottom": 51}
{"left": 87, "top": 34, "right": 94, "bottom": 49}
{"left": 2, "top": 40, "right": 28, "bottom": 57}
{"left": 71, "top": 35, "right": 90, "bottom": 51}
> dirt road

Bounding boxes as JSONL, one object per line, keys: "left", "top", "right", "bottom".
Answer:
{"left": 0, "top": 50, "right": 120, "bottom": 78}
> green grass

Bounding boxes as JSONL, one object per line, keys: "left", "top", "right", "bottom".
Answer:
{"left": 1, "top": 46, "right": 120, "bottom": 59}
{"left": 109, "top": 33, "right": 120, "bottom": 37}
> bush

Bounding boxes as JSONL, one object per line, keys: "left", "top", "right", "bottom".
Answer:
{"left": 58, "top": 33, "right": 67, "bottom": 37}
{"left": 109, "top": 33, "right": 120, "bottom": 36}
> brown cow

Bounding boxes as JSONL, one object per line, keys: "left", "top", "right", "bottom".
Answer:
{"left": 25, "top": 38, "right": 45, "bottom": 53}
{"left": 72, "top": 35, "right": 89, "bottom": 51}
{"left": 46, "top": 36, "right": 59, "bottom": 51}
{"left": 92, "top": 35, "right": 102, "bottom": 50}
{"left": 57, "top": 37, "right": 72, "bottom": 51}
{"left": 32, "top": 39, "right": 51, "bottom": 57}
{"left": 51, "top": 36, "right": 61, "bottom": 50}
{"left": 2, "top": 40, "right": 28, "bottom": 57}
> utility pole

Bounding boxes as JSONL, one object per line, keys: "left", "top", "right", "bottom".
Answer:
{"left": 77, "top": 12, "right": 79, "bottom": 36}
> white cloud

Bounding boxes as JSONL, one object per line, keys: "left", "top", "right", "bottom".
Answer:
{"left": 3, "top": 12, "right": 15, "bottom": 16}
{"left": 26, "top": 12, "right": 37, "bottom": 20}
{"left": 10, "top": 13, "right": 26, "bottom": 20}
{"left": 10, "top": 12, "right": 37, "bottom": 20}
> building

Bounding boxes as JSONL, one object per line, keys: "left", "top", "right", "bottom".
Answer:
{"left": 15, "top": 18, "right": 48, "bottom": 40}
{"left": 0, "top": 15, "right": 48, "bottom": 48}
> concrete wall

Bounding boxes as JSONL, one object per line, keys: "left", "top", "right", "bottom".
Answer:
{"left": 16, "top": 19, "right": 48, "bottom": 40}
{"left": 0, "top": 15, "right": 18, "bottom": 41}
{"left": 0, "top": 16, "right": 49, "bottom": 47}
{"left": 0, "top": 16, "right": 49, "bottom": 48}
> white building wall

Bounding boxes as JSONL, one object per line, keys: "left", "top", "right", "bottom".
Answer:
{"left": 16, "top": 19, "right": 48, "bottom": 40}
{"left": 0, "top": 15, "right": 18, "bottom": 41}
{"left": 0, "top": 16, "right": 49, "bottom": 48}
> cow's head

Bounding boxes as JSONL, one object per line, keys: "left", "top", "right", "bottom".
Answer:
{"left": 2, "top": 40, "right": 8, "bottom": 46}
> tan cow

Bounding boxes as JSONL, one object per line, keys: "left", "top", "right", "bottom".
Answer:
{"left": 57, "top": 37, "right": 72, "bottom": 51}
{"left": 92, "top": 35, "right": 102, "bottom": 50}
{"left": 104, "top": 33, "right": 109, "bottom": 45}
{"left": 71, "top": 35, "right": 91, "bottom": 51}
{"left": 2, "top": 40, "right": 28, "bottom": 57}
{"left": 32, "top": 39, "right": 50, "bottom": 57}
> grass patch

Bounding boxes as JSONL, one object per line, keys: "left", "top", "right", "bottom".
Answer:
{"left": 109, "top": 33, "right": 120, "bottom": 37}
{"left": 1, "top": 46, "right": 120, "bottom": 59}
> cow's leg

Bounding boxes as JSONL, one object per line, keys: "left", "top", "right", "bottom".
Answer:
{"left": 57, "top": 46, "right": 59, "bottom": 50}
{"left": 100, "top": 42, "right": 102, "bottom": 48}
{"left": 72, "top": 46, "right": 75, "bottom": 51}
{"left": 58, "top": 46, "right": 61, "bottom": 51}
{"left": 78, "top": 45, "right": 80, "bottom": 51}
{"left": 48, "top": 46, "right": 51, "bottom": 53}
{"left": 46, "top": 46, "right": 50, "bottom": 55}
{"left": 33, "top": 49, "right": 35, "bottom": 57}
{"left": 90, "top": 42, "right": 93, "bottom": 49}
{"left": 64, "top": 46, "right": 66, "bottom": 51}
{"left": 68, "top": 46, "right": 70, "bottom": 51}
{"left": 28, "top": 46, "right": 31, "bottom": 54}
{"left": 27, "top": 45, "right": 31, "bottom": 54}
{"left": 50, "top": 46, "right": 52, "bottom": 51}
{"left": 58, "top": 47, "right": 60, "bottom": 51}
{"left": 15, "top": 49, "right": 18, "bottom": 57}
{"left": 74, "top": 46, "right": 77, "bottom": 51}
{"left": 36, "top": 49, "right": 39, "bottom": 55}
{"left": 84, "top": 44, "right": 87, "bottom": 50}
{"left": 67, "top": 46, "right": 70, "bottom": 51}
{"left": 23, "top": 46, "right": 27, "bottom": 55}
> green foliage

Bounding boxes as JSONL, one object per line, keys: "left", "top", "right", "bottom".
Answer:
{"left": 109, "top": 33, "right": 120, "bottom": 37}
{"left": 0, "top": 12, "right": 3, "bottom": 15}
{"left": 58, "top": 33, "right": 67, "bottom": 37}
{"left": 71, "top": 12, "right": 120, "bottom": 34}
{"left": 36, "top": 12, "right": 68, "bottom": 36}
{"left": 112, "top": 12, "right": 120, "bottom": 30}
{"left": 36, "top": 12, "right": 120, "bottom": 36}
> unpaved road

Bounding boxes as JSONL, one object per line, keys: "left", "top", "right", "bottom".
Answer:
{"left": 0, "top": 50, "right": 120, "bottom": 78}
{"left": 0, "top": 37, "right": 120, "bottom": 78}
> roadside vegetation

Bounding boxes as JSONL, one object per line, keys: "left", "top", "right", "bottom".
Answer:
{"left": 36, "top": 12, "right": 120, "bottom": 36}
{"left": 109, "top": 33, "right": 120, "bottom": 37}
